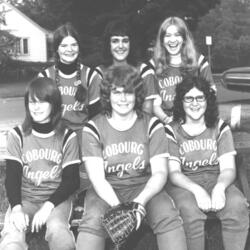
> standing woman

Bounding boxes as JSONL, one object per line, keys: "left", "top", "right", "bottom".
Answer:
{"left": 100, "top": 19, "right": 158, "bottom": 114}
{"left": 0, "top": 77, "right": 80, "bottom": 250}
{"left": 165, "top": 75, "right": 249, "bottom": 250}
{"left": 76, "top": 65, "right": 187, "bottom": 250}
{"left": 149, "top": 16, "right": 216, "bottom": 123}
{"left": 39, "top": 22, "right": 102, "bottom": 186}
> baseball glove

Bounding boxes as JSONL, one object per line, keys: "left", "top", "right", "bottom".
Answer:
{"left": 101, "top": 202, "right": 146, "bottom": 248}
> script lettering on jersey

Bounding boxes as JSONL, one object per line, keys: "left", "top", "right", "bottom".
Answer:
{"left": 179, "top": 139, "right": 219, "bottom": 171}
{"left": 104, "top": 141, "right": 145, "bottom": 177}
{"left": 58, "top": 85, "right": 85, "bottom": 115}
{"left": 158, "top": 75, "right": 182, "bottom": 101}
{"left": 22, "top": 148, "right": 62, "bottom": 186}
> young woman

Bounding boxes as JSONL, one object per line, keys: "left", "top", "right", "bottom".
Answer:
{"left": 165, "top": 75, "right": 249, "bottom": 250}
{"left": 76, "top": 65, "right": 187, "bottom": 250}
{"left": 100, "top": 19, "right": 158, "bottom": 115}
{"left": 0, "top": 77, "right": 80, "bottom": 250}
{"left": 39, "top": 22, "right": 102, "bottom": 188}
{"left": 147, "top": 16, "right": 216, "bottom": 123}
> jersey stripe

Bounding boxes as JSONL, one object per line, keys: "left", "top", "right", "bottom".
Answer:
{"left": 164, "top": 125, "right": 176, "bottom": 142}
{"left": 218, "top": 119, "right": 229, "bottom": 140}
{"left": 13, "top": 126, "right": 23, "bottom": 147}
{"left": 62, "top": 129, "right": 75, "bottom": 153}
{"left": 86, "top": 67, "right": 102, "bottom": 87}
{"left": 83, "top": 121, "right": 100, "bottom": 141}
{"left": 148, "top": 117, "right": 162, "bottom": 138}
{"left": 140, "top": 62, "right": 155, "bottom": 78}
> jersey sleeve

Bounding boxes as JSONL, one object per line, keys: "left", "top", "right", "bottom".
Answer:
{"left": 61, "top": 129, "right": 81, "bottom": 168}
{"left": 164, "top": 124, "right": 181, "bottom": 162}
{"left": 198, "top": 54, "right": 216, "bottom": 91}
{"left": 140, "top": 62, "right": 159, "bottom": 100}
{"left": 5, "top": 126, "right": 23, "bottom": 165}
{"left": 86, "top": 67, "right": 102, "bottom": 105}
{"left": 82, "top": 120, "right": 103, "bottom": 160}
{"left": 217, "top": 120, "right": 237, "bottom": 158}
{"left": 148, "top": 117, "right": 169, "bottom": 159}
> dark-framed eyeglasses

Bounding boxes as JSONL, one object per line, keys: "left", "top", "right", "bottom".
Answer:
{"left": 183, "top": 95, "right": 206, "bottom": 103}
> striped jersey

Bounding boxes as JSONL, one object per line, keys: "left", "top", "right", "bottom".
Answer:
{"left": 5, "top": 126, "right": 80, "bottom": 203}
{"left": 142, "top": 54, "right": 216, "bottom": 113}
{"left": 82, "top": 113, "right": 169, "bottom": 189}
{"left": 165, "top": 119, "right": 236, "bottom": 176}
{"left": 39, "top": 64, "right": 102, "bottom": 130}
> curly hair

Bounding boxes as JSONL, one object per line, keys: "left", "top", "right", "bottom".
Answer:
{"left": 101, "top": 65, "right": 145, "bottom": 118}
{"left": 22, "top": 77, "right": 64, "bottom": 135}
{"left": 173, "top": 73, "right": 218, "bottom": 128}
{"left": 102, "top": 19, "right": 137, "bottom": 67}
{"left": 153, "top": 16, "right": 198, "bottom": 75}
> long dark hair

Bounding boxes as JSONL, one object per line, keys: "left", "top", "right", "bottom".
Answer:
{"left": 173, "top": 73, "right": 218, "bottom": 128}
{"left": 53, "top": 22, "right": 87, "bottom": 103}
{"left": 101, "top": 65, "right": 145, "bottom": 118}
{"left": 22, "top": 77, "right": 64, "bottom": 135}
{"left": 102, "top": 19, "right": 137, "bottom": 67}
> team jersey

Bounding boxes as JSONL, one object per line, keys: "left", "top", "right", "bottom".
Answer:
{"left": 4, "top": 126, "right": 80, "bottom": 203}
{"left": 100, "top": 64, "right": 159, "bottom": 101}
{"left": 144, "top": 55, "right": 216, "bottom": 113}
{"left": 39, "top": 64, "right": 102, "bottom": 130}
{"left": 82, "top": 113, "right": 169, "bottom": 189}
{"left": 165, "top": 119, "right": 236, "bottom": 176}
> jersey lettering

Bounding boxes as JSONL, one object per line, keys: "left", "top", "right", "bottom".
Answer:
{"left": 62, "top": 101, "right": 85, "bottom": 116}
{"left": 158, "top": 76, "right": 182, "bottom": 88}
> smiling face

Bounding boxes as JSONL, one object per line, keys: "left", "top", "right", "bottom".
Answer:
{"left": 57, "top": 36, "right": 79, "bottom": 64}
{"left": 183, "top": 87, "right": 207, "bottom": 123}
{"left": 163, "top": 25, "right": 184, "bottom": 56}
{"left": 110, "top": 36, "right": 130, "bottom": 64}
{"left": 110, "top": 87, "right": 135, "bottom": 117}
{"left": 29, "top": 96, "right": 52, "bottom": 124}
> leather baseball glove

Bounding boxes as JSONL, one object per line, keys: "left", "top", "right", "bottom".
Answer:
{"left": 101, "top": 202, "right": 146, "bottom": 248}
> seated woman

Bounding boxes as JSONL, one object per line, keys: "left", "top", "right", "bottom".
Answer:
{"left": 0, "top": 77, "right": 80, "bottom": 250}
{"left": 165, "top": 74, "right": 249, "bottom": 250}
{"left": 76, "top": 65, "right": 187, "bottom": 250}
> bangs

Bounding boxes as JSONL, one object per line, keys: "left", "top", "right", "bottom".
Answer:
{"left": 28, "top": 82, "right": 51, "bottom": 102}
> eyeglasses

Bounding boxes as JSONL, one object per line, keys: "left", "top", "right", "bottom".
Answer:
{"left": 183, "top": 95, "right": 206, "bottom": 103}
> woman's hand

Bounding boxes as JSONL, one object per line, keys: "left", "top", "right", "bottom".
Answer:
{"left": 10, "top": 205, "right": 29, "bottom": 232}
{"left": 192, "top": 186, "right": 212, "bottom": 212}
{"left": 211, "top": 183, "right": 226, "bottom": 211}
{"left": 31, "top": 201, "right": 54, "bottom": 233}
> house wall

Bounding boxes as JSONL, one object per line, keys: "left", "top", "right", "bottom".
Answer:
{"left": 0, "top": 3, "right": 49, "bottom": 62}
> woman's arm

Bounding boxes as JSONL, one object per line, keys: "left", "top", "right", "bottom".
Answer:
{"left": 153, "top": 97, "right": 172, "bottom": 123}
{"left": 85, "top": 157, "right": 120, "bottom": 207}
{"left": 211, "top": 154, "right": 236, "bottom": 211}
{"left": 133, "top": 156, "right": 167, "bottom": 206}
{"left": 168, "top": 159, "right": 211, "bottom": 211}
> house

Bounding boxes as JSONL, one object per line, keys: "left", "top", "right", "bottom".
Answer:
{"left": 0, "top": 1, "right": 53, "bottom": 62}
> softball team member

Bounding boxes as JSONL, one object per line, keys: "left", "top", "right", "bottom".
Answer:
{"left": 144, "top": 16, "right": 216, "bottom": 123}
{"left": 0, "top": 77, "right": 80, "bottom": 250}
{"left": 76, "top": 65, "right": 187, "bottom": 250}
{"left": 100, "top": 19, "right": 158, "bottom": 115}
{"left": 165, "top": 75, "right": 249, "bottom": 250}
{"left": 39, "top": 22, "right": 102, "bottom": 188}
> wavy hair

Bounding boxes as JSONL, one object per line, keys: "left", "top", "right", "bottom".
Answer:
{"left": 154, "top": 16, "right": 198, "bottom": 74}
{"left": 102, "top": 19, "right": 137, "bottom": 67}
{"left": 173, "top": 73, "right": 218, "bottom": 128}
{"left": 101, "top": 65, "right": 145, "bottom": 118}
{"left": 22, "top": 77, "right": 64, "bottom": 135}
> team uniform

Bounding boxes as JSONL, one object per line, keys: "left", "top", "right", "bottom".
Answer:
{"left": 142, "top": 55, "right": 216, "bottom": 115}
{"left": 39, "top": 64, "right": 102, "bottom": 131}
{"left": 78, "top": 113, "right": 183, "bottom": 237}
{"left": 165, "top": 120, "right": 249, "bottom": 250}
{"left": 0, "top": 126, "right": 80, "bottom": 250}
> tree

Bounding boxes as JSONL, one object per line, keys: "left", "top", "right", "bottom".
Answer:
{"left": 194, "top": 0, "right": 250, "bottom": 72}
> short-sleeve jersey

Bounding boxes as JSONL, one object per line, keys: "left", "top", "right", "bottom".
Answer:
{"left": 39, "top": 64, "right": 102, "bottom": 130}
{"left": 100, "top": 64, "right": 158, "bottom": 101}
{"left": 165, "top": 119, "right": 236, "bottom": 176}
{"left": 4, "top": 126, "right": 80, "bottom": 203}
{"left": 82, "top": 113, "right": 169, "bottom": 189}
{"left": 149, "top": 54, "right": 216, "bottom": 113}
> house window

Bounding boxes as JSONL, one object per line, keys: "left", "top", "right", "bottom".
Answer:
{"left": 15, "top": 38, "right": 29, "bottom": 55}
